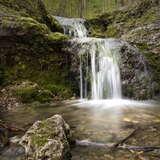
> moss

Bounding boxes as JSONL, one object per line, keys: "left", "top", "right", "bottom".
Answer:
{"left": 87, "top": 0, "right": 159, "bottom": 38}
{"left": 46, "top": 32, "right": 69, "bottom": 42}
{"left": 105, "top": 25, "right": 119, "bottom": 38}
{"left": 0, "top": 0, "right": 63, "bottom": 33}
{"left": 45, "top": 84, "right": 72, "bottom": 99}
{"left": 1, "top": 16, "right": 50, "bottom": 36}
{"left": 31, "top": 121, "right": 54, "bottom": 148}
{"left": 136, "top": 43, "right": 150, "bottom": 51}
{"left": 13, "top": 82, "right": 53, "bottom": 103}
{"left": 0, "top": 0, "right": 74, "bottom": 100}
{"left": 47, "top": 15, "right": 63, "bottom": 32}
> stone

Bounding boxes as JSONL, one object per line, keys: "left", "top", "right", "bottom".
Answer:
{"left": 20, "top": 115, "right": 71, "bottom": 160}
{"left": 0, "top": 127, "right": 9, "bottom": 151}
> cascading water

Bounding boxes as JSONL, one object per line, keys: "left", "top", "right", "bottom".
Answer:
{"left": 55, "top": 16, "right": 122, "bottom": 100}
{"left": 55, "top": 16, "right": 87, "bottom": 38}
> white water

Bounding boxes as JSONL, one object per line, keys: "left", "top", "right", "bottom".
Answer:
{"left": 55, "top": 16, "right": 87, "bottom": 38}
{"left": 55, "top": 16, "right": 157, "bottom": 109}
{"left": 55, "top": 16, "right": 122, "bottom": 100}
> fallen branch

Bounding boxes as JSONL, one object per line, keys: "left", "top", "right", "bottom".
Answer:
{"left": 76, "top": 139, "right": 114, "bottom": 148}
{"left": 113, "top": 128, "right": 138, "bottom": 149}
{"left": 119, "top": 144, "right": 160, "bottom": 152}
{"left": 76, "top": 140, "right": 160, "bottom": 152}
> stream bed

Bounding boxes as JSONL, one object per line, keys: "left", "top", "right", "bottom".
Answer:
{"left": 0, "top": 100, "right": 160, "bottom": 160}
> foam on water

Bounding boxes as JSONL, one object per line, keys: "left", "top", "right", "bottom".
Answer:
{"left": 71, "top": 99, "right": 158, "bottom": 110}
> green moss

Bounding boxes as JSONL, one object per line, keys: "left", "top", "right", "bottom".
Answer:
{"left": 0, "top": 0, "right": 64, "bottom": 33}
{"left": 87, "top": 0, "right": 159, "bottom": 38}
{"left": 31, "top": 121, "right": 53, "bottom": 148}
{"left": 106, "top": 25, "right": 119, "bottom": 37}
{"left": 46, "top": 32, "right": 69, "bottom": 42}
{"left": 1, "top": 16, "right": 49, "bottom": 36}
{"left": 47, "top": 15, "right": 63, "bottom": 32}
{"left": 136, "top": 9, "right": 157, "bottom": 25}
{"left": 14, "top": 83, "right": 53, "bottom": 103}
{"left": 45, "top": 84, "right": 72, "bottom": 99}
{"left": 0, "top": 0, "right": 74, "bottom": 100}
{"left": 137, "top": 43, "right": 150, "bottom": 51}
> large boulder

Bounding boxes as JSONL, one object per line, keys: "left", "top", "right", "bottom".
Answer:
{"left": 20, "top": 115, "right": 71, "bottom": 160}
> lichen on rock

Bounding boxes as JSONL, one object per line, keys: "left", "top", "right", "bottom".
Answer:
{"left": 20, "top": 114, "right": 71, "bottom": 160}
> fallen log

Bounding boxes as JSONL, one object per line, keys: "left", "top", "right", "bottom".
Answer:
{"left": 76, "top": 140, "right": 160, "bottom": 152}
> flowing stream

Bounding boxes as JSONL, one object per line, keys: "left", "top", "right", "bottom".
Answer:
{"left": 1, "top": 101, "right": 160, "bottom": 160}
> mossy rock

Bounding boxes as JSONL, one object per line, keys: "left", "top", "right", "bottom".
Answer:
{"left": 0, "top": 16, "right": 49, "bottom": 37}
{"left": 20, "top": 115, "right": 71, "bottom": 160}
{"left": 12, "top": 81, "right": 53, "bottom": 103}
{"left": 45, "top": 84, "right": 72, "bottom": 99}
{"left": 0, "top": 0, "right": 63, "bottom": 33}
{"left": 47, "top": 15, "right": 63, "bottom": 32}
{"left": 45, "top": 32, "right": 69, "bottom": 42}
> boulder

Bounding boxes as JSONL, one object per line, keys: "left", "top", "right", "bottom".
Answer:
{"left": 20, "top": 115, "right": 71, "bottom": 160}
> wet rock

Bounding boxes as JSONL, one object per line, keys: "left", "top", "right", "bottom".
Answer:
{"left": 0, "top": 127, "right": 9, "bottom": 151}
{"left": 119, "top": 42, "right": 154, "bottom": 100}
{"left": 20, "top": 114, "right": 71, "bottom": 160}
{"left": 1, "top": 144, "right": 25, "bottom": 160}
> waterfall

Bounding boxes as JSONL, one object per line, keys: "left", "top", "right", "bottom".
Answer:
{"left": 55, "top": 17, "right": 122, "bottom": 100}
{"left": 55, "top": 16, "right": 87, "bottom": 38}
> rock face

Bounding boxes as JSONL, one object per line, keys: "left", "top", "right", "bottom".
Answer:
{"left": 20, "top": 115, "right": 71, "bottom": 160}
{"left": 122, "top": 22, "right": 160, "bottom": 99}
{"left": 0, "top": 0, "right": 76, "bottom": 101}
{"left": 119, "top": 42, "right": 153, "bottom": 100}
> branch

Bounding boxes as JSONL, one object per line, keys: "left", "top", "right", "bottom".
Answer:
{"left": 76, "top": 140, "right": 160, "bottom": 152}
{"left": 113, "top": 128, "right": 138, "bottom": 149}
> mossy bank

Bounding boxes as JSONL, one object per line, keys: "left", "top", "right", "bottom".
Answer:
{"left": 0, "top": 0, "right": 77, "bottom": 104}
